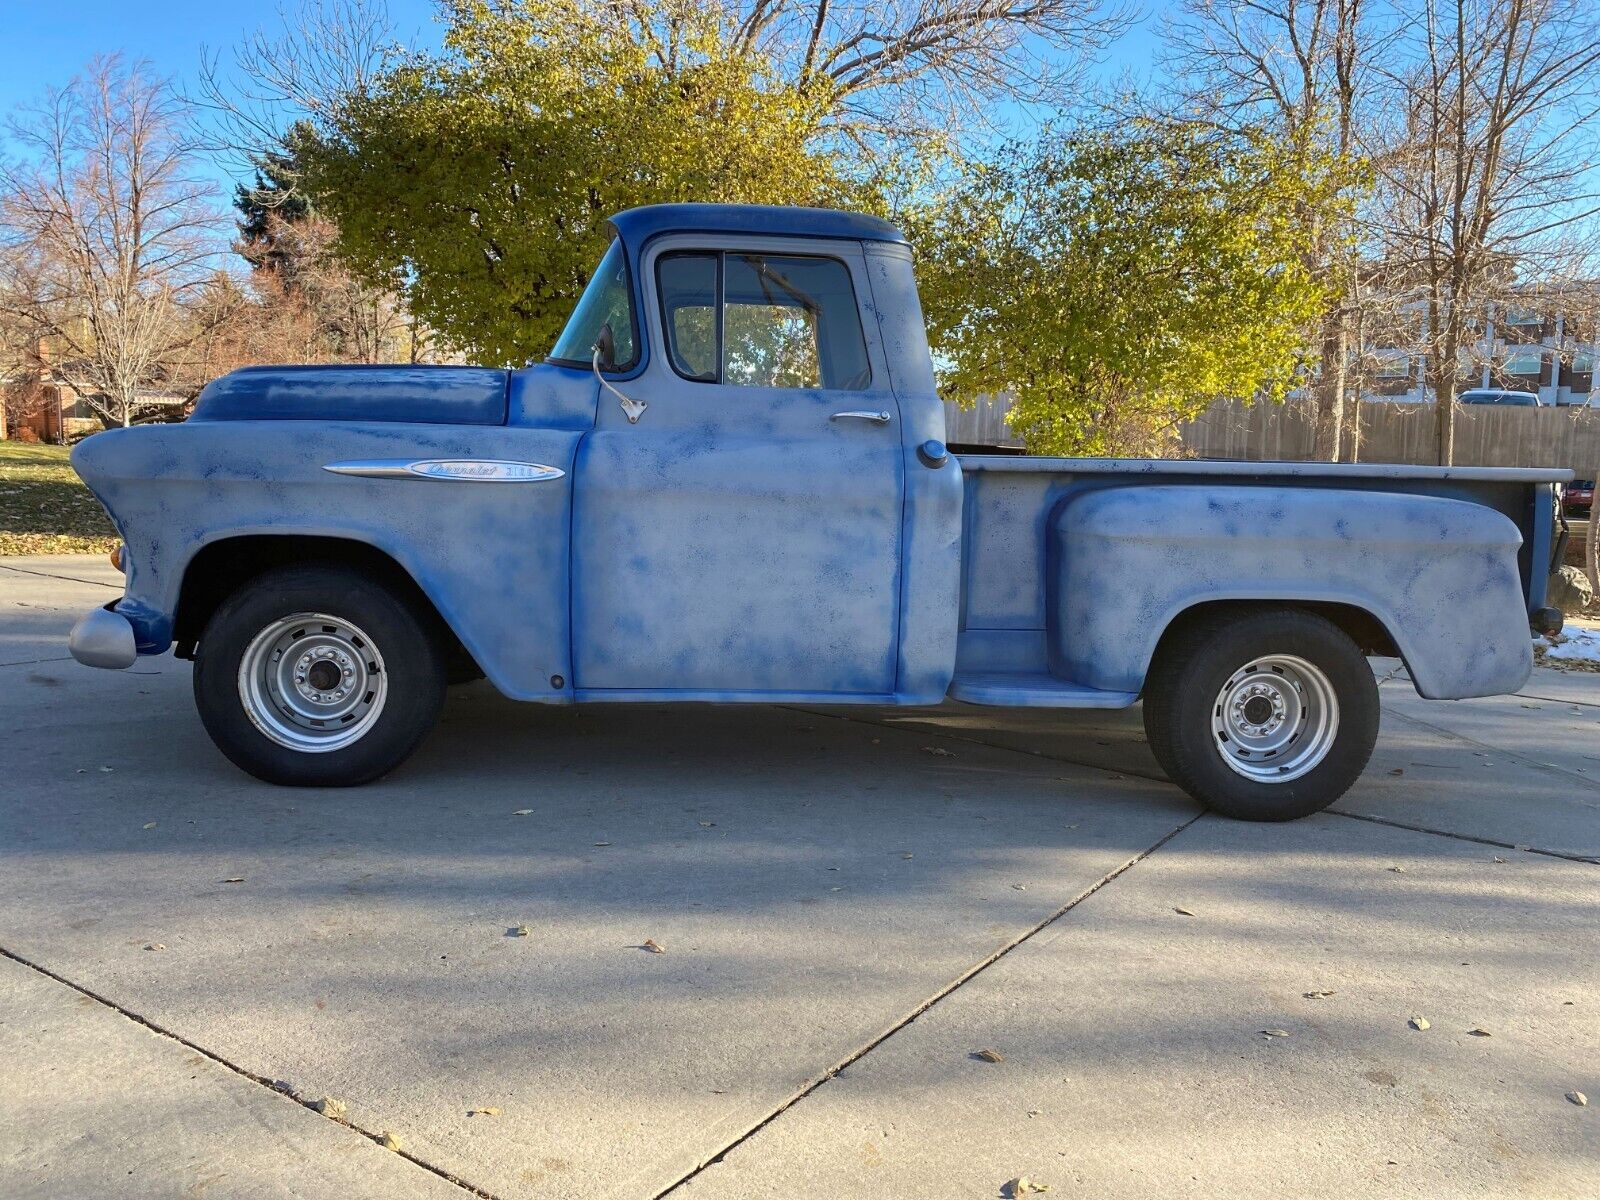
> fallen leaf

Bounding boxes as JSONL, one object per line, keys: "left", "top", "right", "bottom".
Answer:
{"left": 511, "top": 809, "right": 534, "bottom": 816}
{"left": 1409, "top": 1016, "right": 1431, "bottom": 1031}
{"left": 1261, "top": 1029, "right": 1290, "bottom": 1038}
{"left": 220, "top": 877, "right": 244, "bottom": 884}
{"left": 1173, "top": 907, "right": 1195, "bottom": 917}
{"left": 99, "top": 766, "right": 114, "bottom": 773}
{"left": 1467, "top": 1028, "right": 1491, "bottom": 1037}
{"left": 1012, "top": 884, "right": 1028, "bottom": 891}
{"left": 142, "top": 822, "right": 157, "bottom": 830}
{"left": 698, "top": 821, "right": 716, "bottom": 827}
{"left": 467, "top": 1106, "right": 501, "bottom": 1117}
{"left": 975, "top": 1048, "right": 1005, "bottom": 1063}
{"left": 379, "top": 1131, "right": 403, "bottom": 1152}
{"left": 593, "top": 841, "right": 612, "bottom": 847}
{"left": 641, "top": 939, "right": 665, "bottom": 954}
{"left": 921, "top": 746, "right": 954, "bottom": 757}
{"left": 270, "top": 1079, "right": 294, "bottom": 1093}
{"left": 1303, "top": 990, "right": 1335, "bottom": 999}
{"left": 901, "top": 852, "right": 914, "bottom": 860}
{"left": 313, "top": 1096, "right": 348, "bottom": 1120}
{"left": 1003, "top": 1177, "right": 1050, "bottom": 1196}
{"left": 1387, "top": 866, "right": 1405, "bottom": 873}
{"left": 142, "top": 942, "right": 165, "bottom": 951}
{"left": 507, "top": 925, "right": 529, "bottom": 937}
{"left": 1388, "top": 768, "right": 1404, "bottom": 776}
{"left": 1566, "top": 1091, "right": 1588, "bottom": 1106}
{"left": 1492, "top": 857, "right": 1507, "bottom": 863}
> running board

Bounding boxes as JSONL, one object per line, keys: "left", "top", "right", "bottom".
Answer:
{"left": 948, "top": 672, "right": 1139, "bottom": 709}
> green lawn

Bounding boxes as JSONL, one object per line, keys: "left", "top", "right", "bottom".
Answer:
{"left": 0, "top": 440, "right": 119, "bottom": 555}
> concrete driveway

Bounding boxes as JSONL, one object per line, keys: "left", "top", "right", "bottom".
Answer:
{"left": 2, "top": 556, "right": 1596, "bottom": 1200}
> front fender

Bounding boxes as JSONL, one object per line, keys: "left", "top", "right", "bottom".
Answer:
{"left": 72, "top": 421, "right": 580, "bottom": 701}
{"left": 1050, "top": 485, "right": 1531, "bottom": 699}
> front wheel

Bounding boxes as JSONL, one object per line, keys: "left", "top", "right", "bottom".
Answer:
{"left": 193, "top": 565, "right": 447, "bottom": 786}
{"left": 1143, "top": 609, "right": 1380, "bottom": 821}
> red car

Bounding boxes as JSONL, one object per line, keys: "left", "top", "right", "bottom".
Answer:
{"left": 1565, "top": 480, "right": 1594, "bottom": 517}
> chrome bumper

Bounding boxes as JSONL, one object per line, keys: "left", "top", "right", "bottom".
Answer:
{"left": 68, "top": 605, "right": 138, "bottom": 669}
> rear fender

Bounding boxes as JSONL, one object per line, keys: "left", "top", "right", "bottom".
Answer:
{"left": 1050, "top": 485, "right": 1531, "bottom": 699}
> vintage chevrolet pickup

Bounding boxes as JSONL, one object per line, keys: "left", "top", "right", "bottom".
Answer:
{"left": 70, "top": 204, "right": 1570, "bottom": 819}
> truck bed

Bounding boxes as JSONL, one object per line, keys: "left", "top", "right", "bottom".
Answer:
{"left": 951, "top": 455, "right": 1569, "bottom": 704}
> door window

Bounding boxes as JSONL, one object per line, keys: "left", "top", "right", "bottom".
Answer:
{"left": 657, "top": 252, "right": 871, "bottom": 390}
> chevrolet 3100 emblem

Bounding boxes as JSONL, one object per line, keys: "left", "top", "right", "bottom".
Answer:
{"left": 323, "top": 459, "right": 565, "bottom": 482}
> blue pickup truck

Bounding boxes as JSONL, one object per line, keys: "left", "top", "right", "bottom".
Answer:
{"left": 69, "top": 204, "right": 1569, "bottom": 820}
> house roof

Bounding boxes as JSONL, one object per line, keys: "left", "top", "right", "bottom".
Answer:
{"left": 609, "top": 204, "right": 907, "bottom": 248}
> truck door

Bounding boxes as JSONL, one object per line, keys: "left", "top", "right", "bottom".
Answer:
{"left": 572, "top": 238, "right": 904, "bottom": 697}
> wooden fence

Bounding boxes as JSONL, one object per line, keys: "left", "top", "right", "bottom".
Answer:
{"left": 946, "top": 393, "right": 1600, "bottom": 476}
{"left": 1179, "top": 397, "right": 1600, "bottom": 475}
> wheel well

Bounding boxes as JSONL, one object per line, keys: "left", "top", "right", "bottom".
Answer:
{"left": 1153, "top": 600, "right": 1401, "bottom": 663}
{"left": 172, "top": 535, "right": 481, "bottom": 678}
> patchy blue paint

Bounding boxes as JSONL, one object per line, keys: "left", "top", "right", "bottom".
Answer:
{"left": 69, "top": 203, "right": 1570, "bottom": 722}
{"left": 192, "top": 364, "right": 509, "bottom": 425}
{"left": 1050, "top": 485, "right": 1532, "bottom": 699}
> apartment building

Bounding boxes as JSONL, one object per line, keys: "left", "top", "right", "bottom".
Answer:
{"left": 1363, "top": 292, "right": 1597, "bottom": 406}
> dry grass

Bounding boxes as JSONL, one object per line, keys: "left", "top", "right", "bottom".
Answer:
{"left": 0, "top": 440, "right": 118, "bottom": 555}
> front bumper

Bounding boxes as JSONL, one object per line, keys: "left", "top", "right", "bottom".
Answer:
{"left": 68, "top": 603, "right": 139, "bottom": 669}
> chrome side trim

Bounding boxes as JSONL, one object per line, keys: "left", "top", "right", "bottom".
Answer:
{"left": 323, "top": 459, "right": 566, "bottom": 483}
{"left": 68, "top": 605, "right": 138, "bottom": 670}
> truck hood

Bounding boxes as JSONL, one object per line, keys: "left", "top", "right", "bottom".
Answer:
{"left": 190, "top": 364, "right": 510, "bottom": 426}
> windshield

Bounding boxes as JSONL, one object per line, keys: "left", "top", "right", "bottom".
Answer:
{"left": 550, "top": 239, "right": 637, "bottom": 369}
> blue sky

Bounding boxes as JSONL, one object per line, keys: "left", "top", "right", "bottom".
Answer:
{"left": 1, "top": 0, "right": 1172, "bottom": 197}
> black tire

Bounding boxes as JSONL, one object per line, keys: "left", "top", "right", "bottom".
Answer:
{"left": 193, "top": 565, "right": 447, "bottom": 786}
{"left": 1143, "top": 608, "right": 1379, "bottom": 821}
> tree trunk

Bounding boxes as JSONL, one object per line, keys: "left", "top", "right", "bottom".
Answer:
{"left": 1433, "top": 338, "right": 1458, "bottom": 466}
{"left": 1312, "top": 316, "right": 1347, "bottom": 461}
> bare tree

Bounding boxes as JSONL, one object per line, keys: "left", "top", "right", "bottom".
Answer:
{"left": 0, "top": 56, "right": 227, "bottom": 427}
{"left": 1371, "top": 0, "right": 1600, "bottom": 464}
{"left": 1166, "top": 0, "right": 1381, "bottom": 461}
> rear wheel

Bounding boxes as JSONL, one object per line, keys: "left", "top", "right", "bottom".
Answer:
{"left": 1143, "top": 609, "right": 1379, "bottom": 821}
{"left": 193, "top": 565, "right": 446, "bottom": 786}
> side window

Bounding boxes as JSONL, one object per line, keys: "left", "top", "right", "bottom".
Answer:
{"left": 657, "top": 252, "right": 871, "bottom": 390}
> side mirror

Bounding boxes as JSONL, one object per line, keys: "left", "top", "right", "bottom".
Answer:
{"left": 590, "top": 321, "right": 647, "bottom": 424}
{"left": 593, "top": 322, "right": 616, "bottom": 373}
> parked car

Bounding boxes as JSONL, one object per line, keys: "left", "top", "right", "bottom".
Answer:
{"left": 67, "top": 204, "right": 1572, "bottom": 821}
{"left": 1564, "top": 479, "right": 1594, "bottom": 517}
{"left": 1459, "top": 388, "right": 1545, "bottom": 407}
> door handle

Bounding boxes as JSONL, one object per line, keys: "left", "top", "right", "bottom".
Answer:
{"left": 830, "top": 410, "right": 892, "bottom": 425}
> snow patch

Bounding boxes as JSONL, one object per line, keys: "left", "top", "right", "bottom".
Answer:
{"left": 1536, "top": 625, "right": 1600, "bottom": 664}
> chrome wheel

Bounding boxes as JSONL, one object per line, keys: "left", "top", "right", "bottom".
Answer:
{"left": 1210, "top": 654, "right": 1339, "bottom": 783}
{"left": 237, "top": 612, "right": 388, "bottom": 753}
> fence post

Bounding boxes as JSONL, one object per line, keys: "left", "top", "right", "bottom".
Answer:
{"left": 1588, "top": 464, "right": 1599, "bottom": 600}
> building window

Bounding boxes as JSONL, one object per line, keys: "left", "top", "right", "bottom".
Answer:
{"left": 1501, "top": 348, "right": 1543, "bottom": 376}
{"left": 1504, "top": 308, "right": 1542, "bottom": 327}
{"left": 1374, "top": 352, "right": 1410, "bottom": 379}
